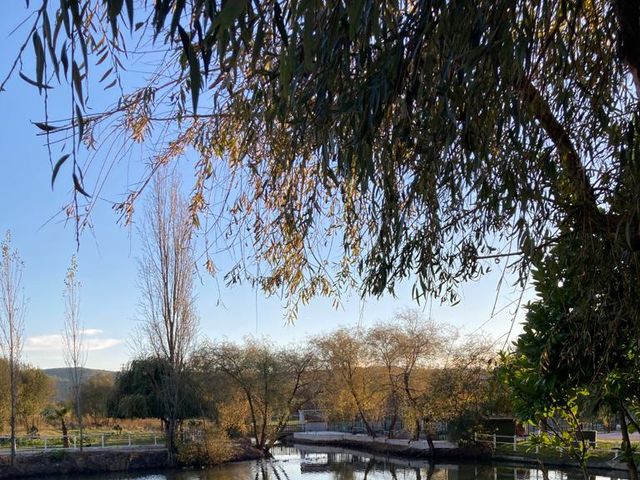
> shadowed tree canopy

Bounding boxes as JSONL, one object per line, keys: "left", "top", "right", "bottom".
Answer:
{"left": 6, "top": 1, "right": 640, "bottom": 346}
{"left": 109, "top": 357, "right": 201, "bottom": 423}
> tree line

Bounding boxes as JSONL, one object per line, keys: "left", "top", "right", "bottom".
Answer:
{"left": 101, "top": 309, "right": 507, "bottom": 455}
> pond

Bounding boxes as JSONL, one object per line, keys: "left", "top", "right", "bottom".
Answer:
{"left": 41, "top": 444, "right": 631, "bottom": 480}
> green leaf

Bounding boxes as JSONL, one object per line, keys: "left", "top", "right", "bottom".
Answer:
{"left": 19, "top": 72, "right": 52, "bottom": 90}
{"left": 108, "top": 0, "right": 124, "bottom": 23}
{"left": 72, "top": 172, "right": 91, "bottom": 197}
{"left": 72, "top": 61, "right": 84, "bottom": 107}
{"left": 32, "top": 31, "right": 45, "bottom": 93}
{"left": 214, "top": 0, "right": 247, "bottom": 29}
{"left": 303, "top": 7, "right": 314, "bottom": 71}
{"left": 125, "top": 0, "right": 134, "bottom": 28}
{"left": 76, "top": 104, "right": 84, "bottom": 141}
{"left": 170, "top": 0, "right": 187, "bottom": 37}
{"left": 60, "top": 42, "right": 69, "bottom": 78}
{"left": 99, "top": 67, "right": 113, "bottom": 82}
{"left": 178, "top": 26, "right": 201, "bottom": 113}
{"left": 51, "top": 154, "right": 70, "bottom": 189}
{"left": 33, "top": 122, "right": 59, "bottom": 132}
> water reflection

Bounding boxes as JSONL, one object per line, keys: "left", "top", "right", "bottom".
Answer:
{"left": 38, "top": 445, "right": 631, "bottom": 480}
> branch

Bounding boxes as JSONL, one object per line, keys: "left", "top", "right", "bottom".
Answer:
{"left": 614, "top": 0, "right": 640, "bottom": 98}
{"left": 519, "top": 76, "right": 597, "bottom": 210}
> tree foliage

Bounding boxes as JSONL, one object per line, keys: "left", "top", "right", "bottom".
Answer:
{"left": 501, "top": 233, "right": 640, "bottom": 475}
{"left": 314, "top": 310, "right": 501, "bottom": 440}
{"left": 0, "top": 360, "right": 53, "bottom": 431}
{"left": 7, "top": 0, "right": 639, "bottom": 325}
{"left": 198, "top": 338, "right": 319, "bottom": 453}
{"left": 80, "top": 372, "right": 115, "bottom": 425}
{"left": 108, "top": 357, "right": 201, "bottom": 423}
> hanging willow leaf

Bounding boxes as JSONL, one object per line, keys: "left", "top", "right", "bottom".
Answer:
{"left": 125, "top": 0, "right": 134, "bottom": 28}
{"left": 32, "top": 31, "right": 45, "bottom": 93}
{"left": 178, "top": 25, "right": 201, "bottom": 113}
{"left": 76, "top": 104, "right": 84, "bottom": 141}
{"left": 170, "top": 0, "right": 187, "bottom": 37}
{"left": 72, "top": 172, "right": 91, "bottom": 197}
{"left": 19, "top": 72, "right": 52, "bottom": 90}
{"left": 214, "top": 0, "right": 247, "bottom": 29}
{"left": 108, "top": 0, "right": 124, "bottom": 25}
{"left": 51, "top": 154, "right": 70, "bottom": 189}
{"left": 72, "top": 61, "right": 84, "bottom": 107}
{"left": 99, "top": 67, "right": 113, "bottom": 82}
{"left": 60, "top": 43, "right": 69, "bottom": 78}
{"left": 33, "top": 121, "right": 59, "bottom": 132}
{"left": 43, "top": 10, "right": 60, "bottom": 81}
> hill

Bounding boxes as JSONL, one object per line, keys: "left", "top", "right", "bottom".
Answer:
{"left": 44, "top": 367, "right": 116, "bottom": 402}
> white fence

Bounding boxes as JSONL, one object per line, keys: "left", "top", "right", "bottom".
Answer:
{"left": 474, "top": 432, "right": 627, "bottom": 461}
{"left": 0, "top": 433, "right": 166, "bottom": 453}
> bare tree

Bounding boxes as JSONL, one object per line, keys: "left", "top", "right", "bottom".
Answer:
{"left": 138, "top": 171, "right": 198, "bottom": 465}
{"left": 0, "top": 232, "right": 26, "bottom": 465}
{"left": 62, "top": 255, "right": 86, "bottom": 450}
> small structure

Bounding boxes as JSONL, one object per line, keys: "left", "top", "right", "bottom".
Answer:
{"left": 482, "top": 416, "right": 527, "bottom": 437}
{"left": 298, "top": 409, "right": 328, "bottom": 432}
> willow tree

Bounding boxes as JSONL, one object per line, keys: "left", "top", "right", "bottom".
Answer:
{"left": 6, "top": 3, "right": 640, "bottom": 362}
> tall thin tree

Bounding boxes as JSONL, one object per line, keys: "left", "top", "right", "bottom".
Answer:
{"left": 138, "top": 171, "right": 198, "bottom": 465}
{"left": 63, "top": 255, "right": 86, "bottom": 451}
{"left": 0, "top": 232, "right": 26, "bottom": 465}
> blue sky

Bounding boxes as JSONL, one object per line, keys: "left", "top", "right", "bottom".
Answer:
{"left": 0, "top": 6, "right": 530, "bottom": 371}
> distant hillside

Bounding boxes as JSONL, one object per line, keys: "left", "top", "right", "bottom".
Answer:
{"left": 44, "top": 367, "right": 116, "bottom": 402}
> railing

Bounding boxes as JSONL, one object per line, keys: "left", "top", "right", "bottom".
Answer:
{"left": 474, "top": 432, "right": 634, "bottom": 461}
{"left": 0, "top": 433, "right": 166, "bottom": 453}
{"left": 280, "top": 424, "right": 305, "bottom": 434}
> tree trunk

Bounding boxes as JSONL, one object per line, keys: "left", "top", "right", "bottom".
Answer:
{"left": 76, "top": 386, "right": 83, "bottom": 452}
{"left": 388, "top": 412, "right": 398, "bottom": 439}
{"left": 166, "top": 416, "right": 177, "bottom": 466}
{"left": 10, "top": 360, "right": 17, "bottom": 465}
{"left": 426, "top": 430, "right": 435, "bottom": 459}
{"left": 620, "top": 405, "right": 639, "bottom": 480}
{"left": 62, "top": 419, "right": 69, "bottom": 448}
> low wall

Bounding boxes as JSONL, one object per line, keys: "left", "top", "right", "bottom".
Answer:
{"left": 294, "top": 431, "right": 456, "bottom": 449}
{"left": 0, "top": 448, "right": 168, "bottom": 479}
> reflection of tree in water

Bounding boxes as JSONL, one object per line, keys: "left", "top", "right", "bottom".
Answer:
{"left": 126, "top": 456, "right": 616, "bottom": 480}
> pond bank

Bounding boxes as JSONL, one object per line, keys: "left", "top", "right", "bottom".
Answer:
{"left": 292, "top": 432, "right": 637, "bottom": 475}
{"left": 292, "top": 431, "right": 486, "bottom": 460}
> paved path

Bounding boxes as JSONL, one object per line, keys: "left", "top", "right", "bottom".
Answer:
{"left": 293, "top": 431, "right": 456, "bottom": 450}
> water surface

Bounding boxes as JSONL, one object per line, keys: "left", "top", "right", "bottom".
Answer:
{"left": 43, "top": 444, "right": 631, "bottom": 480}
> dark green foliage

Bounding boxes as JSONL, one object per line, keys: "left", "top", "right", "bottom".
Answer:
{"left": 501, "top": 230, "right": 640, "bottom": 471}
{"left": 108, "top": 357, "right": 201, "bottom": 423}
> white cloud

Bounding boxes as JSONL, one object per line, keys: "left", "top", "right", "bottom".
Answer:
{"left": 25, "top": 331, "right": 123, "bottom": 352}
{"left": 82, "top": 329, "right": 104, "bottom": 336}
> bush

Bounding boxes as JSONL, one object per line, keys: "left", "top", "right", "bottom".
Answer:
{"left": 176, "top": 427, "right": 236, "bottom": 466}
{"left": 447, "top": 412, "right": 484, "bottom": 445}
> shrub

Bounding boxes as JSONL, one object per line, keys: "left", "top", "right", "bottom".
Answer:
{"left": 176, "top": 427, "right": 236, "bottom": 466}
